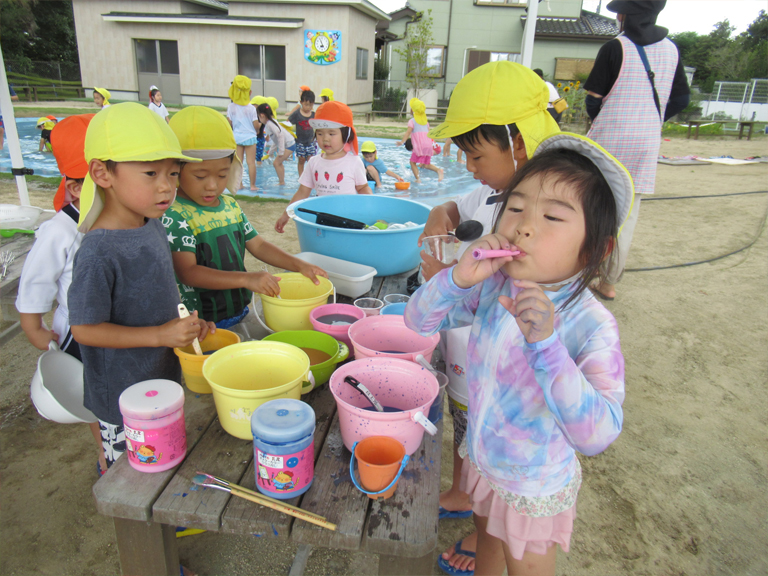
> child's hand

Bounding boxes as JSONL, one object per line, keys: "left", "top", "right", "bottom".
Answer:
{"left": 418, "top": 212, "right": 455, "bottom": 246}
{"left": 197, "top": 318, "right": 216, "bottom": 341}
{"left": 396, "top": 175, "right": 405, "bottom": 182}
{"left": 498, "top": 280, "right": 555, "bottom": 344}
{"left": 452, "top": 234, "right": 515, "bottom": 290}
{"left": 159, "top": 311, "right": 204, "bottom": 348}
{"left": 246, "top": 271, "right": 282, "bottom": 297}
{"left": 297, "top": 262, "right": 327, "bottom": 285}
{"left": 420, "top": 251, "right": 455, "bottom": 282}
{"left": 275, "top": 212, "right": 290, "bottom": 233}
{"left": 27, "top": 325, "right": 58, "bottom": 350}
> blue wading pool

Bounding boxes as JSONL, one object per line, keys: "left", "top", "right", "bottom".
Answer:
{"left": 1, "top": 120, "right": 480, "bottom": 206}
{"left": 291, "top": 195, "right": 430, "bottom": 276}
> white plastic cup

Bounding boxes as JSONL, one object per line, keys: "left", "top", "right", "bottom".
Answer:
{"left": 384, "top": 294, "right": 410, "bottom": 305}
{"left": 422, "top": 235, "right": 461, "bottom": 264}
{"left": 354, "top": 297, "right": 384, "bottom": 316}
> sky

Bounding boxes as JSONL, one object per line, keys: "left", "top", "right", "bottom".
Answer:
{"left": 369, "top": 0, "right": 766, "bottom": 37}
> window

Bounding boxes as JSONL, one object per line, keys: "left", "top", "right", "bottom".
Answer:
{"left": 264, "top": 45, "right": 286, "bottom": 81}
{"left": 135, "top": 39, "right": 158, "bottom": 74}
{"left": 238, "top": 45, "right": 262, "bottom": 79}
{"left": 135, "top": 39, "right": 179, "bottom": 75}
{"left": 467, "top": 50, "right": 520, "bottom": 73}
{"left": 356, "top": 48, "right": 369, "bottom": 80}
{"left": 426, "top": 46, "right": 445, "bottom": 77}
{"left": 159, "top": 41, "right": 179, "bottom": 75}
{"left": 238, "top": 45, "right": 286, "bottom": 81}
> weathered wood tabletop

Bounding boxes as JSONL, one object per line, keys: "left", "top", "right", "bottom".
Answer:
{"left": 93, "top": 268, "right": 444, "bottom": 576}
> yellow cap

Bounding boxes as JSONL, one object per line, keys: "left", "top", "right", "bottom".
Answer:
{"left": 360, "top": 141, "right": 377, "bottom": 153}
{"left": 228, "top": 75, "right": 252, "bottom": 105}
{"left": 320, "top": 88, "right": 334, "bottom": 101}
{"left": 534, "top": 132, "right": 635, "bottom": 234}
{"left": 409, "top": 98, "right": 427, "bottom": 125}
{"left": 36, "top": 117, "right": 49, "bottom": 127}
{"left": 93, "top": 87, "right": 111, "bottom": 105}
{"left": 169, "top": 106, "right": 243, "bottom": 195}
{"left": 266, "top": 97, "right": 280, "bottom": 113}
{"left": 250, "top": 95, "right": 267, "bottom": 106}
{"left": 79, "top": 102, "right": 201, "bottom": 233}
{"left": 428, "top": 61, "right": 560, "bottom": 158}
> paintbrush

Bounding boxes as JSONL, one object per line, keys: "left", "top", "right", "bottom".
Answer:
{"left": 192, "top": 473, "right": 336, "bottom": 531}
{"left": 194, "top": 471, "right": 326, "bottom": 520}
{"left": 177, "top": 303, "right": 203, "bottom": 355}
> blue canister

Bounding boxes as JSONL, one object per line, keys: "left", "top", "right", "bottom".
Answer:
{"left": 251, "top": 399, "right": 316, "bottom": 500}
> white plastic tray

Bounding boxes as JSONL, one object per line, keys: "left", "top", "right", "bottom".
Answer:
{"left": 294, "top": 252, "right": 377, "bottom": 298}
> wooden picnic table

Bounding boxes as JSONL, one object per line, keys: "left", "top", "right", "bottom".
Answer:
{"left": 685, "top": 119, "right": 758, "bottom": 140}
{"left": 92, "top": 268, "right": 444, "bottom": 576}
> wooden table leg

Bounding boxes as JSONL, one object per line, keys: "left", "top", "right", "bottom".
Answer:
{"left": 694, "top": 124, "right": 700, "bottom": 140}
{"left": 378, "top": 551, "right": 434, "bottom": 576}
{"left": 748, "top": 123, "right": 754, "bottom": 141}
{"left": 113, "top": 517, "right": 179, "bottom": 576}
{"left": 739, "top": 123, "right": 745, "bottom": 140}
{"left": 687, "top": 123, "right": 693, "bottom": 139}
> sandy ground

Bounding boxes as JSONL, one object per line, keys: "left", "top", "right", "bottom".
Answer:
{"left": 1, "top": 136, "right": 766, "bottom": 575}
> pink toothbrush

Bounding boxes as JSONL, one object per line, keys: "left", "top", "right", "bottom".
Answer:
{"left": 472, "top": 248, "right": 520, "bottom": 260}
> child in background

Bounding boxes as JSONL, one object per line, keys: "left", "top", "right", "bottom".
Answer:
{"left": 275, "top": 101, "right": 372, "bottom": 233}
{"left": 257, "top": 102, "right": 296, "bottom": 185}
{"left": 148, "top": 85, "right": 170, "bottom": 123}
{"left": 288, "top": 90, "right": 318, "bottom": 177}
{"left": 360, "top": 140, "right": 404, "bottom": 188}
{"left": 406, "top": 132, "right": 631, "bottom": 576}
{"left": 36, "top": 116, "right": 55, "bottom": 152}
{"left": 250, "top": 95, "right": 268, "bottom": 165}
{"left": 417, "top": 61, "right": 561, "bottom": 576}
{"left": 397, "top": 98, "right": 444, "bottom": 183}
{"left": 92, "top": 87, "right": 110, "bottom": 109}
{"left": 16, "top": 113, "right": 106, "bottom": 472}
{"left": 227, "top": 75, "right": 260, "bottom": 191}
{"left": 165, "top": 106, "right": 326, "bottom": 327}
{"left": 442, "top": 138, "right": 464, "bottom": 164}
{"left": 319, "top": 88, "right": 334, "bottom": 102}
{"left": 287, "top": 84, "right": 312, "bottom": 116}
{"left": 68, "top": 102, "right": 213, "bottom": 469}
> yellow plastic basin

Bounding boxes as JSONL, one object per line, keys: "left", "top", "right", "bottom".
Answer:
{"left": 260, "top": 273, "right": 334, "bottom": 332}
{"left": 174, "top": 329, "right": 241, "bottom": 394}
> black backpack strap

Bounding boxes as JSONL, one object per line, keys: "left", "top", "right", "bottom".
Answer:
{"left": 633, "top": 42, "right": 662, "bottom": 118}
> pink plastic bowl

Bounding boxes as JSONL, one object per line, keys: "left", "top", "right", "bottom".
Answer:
{"left": 347, "top": 314, "right": 440, "bottom": 363}
{"left": 309, "top": 303, "right": 366, "bottom": 351}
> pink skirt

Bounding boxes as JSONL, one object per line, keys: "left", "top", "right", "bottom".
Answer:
{"left": 460, "top": 462, "right": 577, "bottom": 561}
{"left": 410, "top": 153, "right": 432, "bottom": 165}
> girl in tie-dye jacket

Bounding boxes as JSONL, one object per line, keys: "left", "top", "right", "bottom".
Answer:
{"left": 405, "top": 133, "right": 632, "bottom": 573}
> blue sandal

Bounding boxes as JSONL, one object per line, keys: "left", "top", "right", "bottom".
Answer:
{"left": 437, "top": 539, "right": 476, "bottom": 576}
{"left": 438, "top": 506, "right": 473, "bottom": 520}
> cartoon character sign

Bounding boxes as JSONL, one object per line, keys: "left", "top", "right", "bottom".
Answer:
{"left": 136, "top": 444, "right": 162, "bottom": 464}
{"left": 304, "top": 30, "right": 342, "bottom": 65}
{"left": 273, "top": 471, "right": 297, "bottom": 491}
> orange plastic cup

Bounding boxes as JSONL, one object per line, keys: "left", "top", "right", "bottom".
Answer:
{"left": 351, "top": 436, "right": 409, "bottom": 500}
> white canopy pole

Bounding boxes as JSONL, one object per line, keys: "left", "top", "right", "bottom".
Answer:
{"left": 520, "top": 0, "right": 540, "bottom": 69}
{"left": 0, "top": 46, "right": 31, "bottom": 206}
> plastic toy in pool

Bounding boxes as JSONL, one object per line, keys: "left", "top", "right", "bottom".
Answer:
{"left": 289, "top": 195, "right": 429, "bottom": 276}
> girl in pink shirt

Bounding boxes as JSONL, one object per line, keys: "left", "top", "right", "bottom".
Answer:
{"left": 275, "top": 101, "right": 372, "bottom": 233}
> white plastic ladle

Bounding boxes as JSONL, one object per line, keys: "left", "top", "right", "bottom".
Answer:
{"left": 415, "top": 354, "right": 437, "bottom": 373}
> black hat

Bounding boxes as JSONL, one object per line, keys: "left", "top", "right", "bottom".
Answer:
{"left": 606, "top": 1, "right": 666, "bottom": 15}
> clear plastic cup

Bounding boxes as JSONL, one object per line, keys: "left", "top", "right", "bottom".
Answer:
{"left": 422, "top": 235, "right": 461, "bottom": 264}
{"left": 428, "top": 372, "right": 449, "bottom": 424}
{"left": 354, "top": 297, "right": 384, "bottom": 316}
{"left": 384, "top": 294, "right": 410, "bottom": 305}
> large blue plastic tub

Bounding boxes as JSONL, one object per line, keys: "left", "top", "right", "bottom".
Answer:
{"left": 291, "top": 196, "right": 430, "bottom": 276}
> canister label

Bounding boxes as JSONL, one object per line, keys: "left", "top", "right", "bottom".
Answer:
{"left": 125, "top": 417, "right": 187, "bottom": 467}
{"left": 255, "top": 444, "right": 313, "bottom": 494}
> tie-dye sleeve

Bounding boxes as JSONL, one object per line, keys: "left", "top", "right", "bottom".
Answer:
{"left": 404, "top": 267, "right": 480, "bottom": 336}
{"left": 523, "top": 316, "right": 625, "bottom": 457}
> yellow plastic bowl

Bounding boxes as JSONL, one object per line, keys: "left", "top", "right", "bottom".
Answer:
{"left": 394, "top": 182, "right": 410, "bottom": 190}
{"left": 174, "top": 329, "right": 241, "bottom": 394}
{"left": 260, "top": 273, "right": 334, "bottom": 332}
{"left": 202, "top": 341, "right": 311, "bottom": 439}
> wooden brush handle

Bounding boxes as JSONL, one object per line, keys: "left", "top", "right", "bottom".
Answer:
{"left": 229, "top": 486, "right": 337, "bottom": 531}
{"left": 177, "top": 304, "right": 203, "bottom": 355}
{"left": 226, "top": 481, "right": 326, "bottom": 520}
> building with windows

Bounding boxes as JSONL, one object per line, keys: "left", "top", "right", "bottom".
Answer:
{"left": 376, "top": 0, "right": 618, "bottom": 104}
{"left": 72, "top": 0, "right": 389, "bottom": 110}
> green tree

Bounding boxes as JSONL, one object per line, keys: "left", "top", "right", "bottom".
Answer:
{"left": 393, "top": 9, "right": 436, "bottom": 97}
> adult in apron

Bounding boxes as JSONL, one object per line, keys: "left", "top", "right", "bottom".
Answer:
{"left": 584, "top": 0, "right": 690, "bottom": 300}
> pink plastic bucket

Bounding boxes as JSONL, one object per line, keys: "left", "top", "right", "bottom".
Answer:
{"left": 329, "top": 357, "right": 438, "bottom": 455}
{"left": 119, "top": 380, "right": 187, "bottom": 473}
{"left": 348, "top": 315, "right": 440, "bottom": 363}
{"left": 309, "top": 303, "right": 365, "bottom": 352}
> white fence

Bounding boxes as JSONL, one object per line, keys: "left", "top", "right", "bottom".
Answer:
{"left": 699, "top": 79, "right": 768, "bottom": 121}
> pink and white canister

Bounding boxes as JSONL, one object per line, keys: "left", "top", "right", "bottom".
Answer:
{"left": 119, "top": 379, "right": 187, "bottom": 473}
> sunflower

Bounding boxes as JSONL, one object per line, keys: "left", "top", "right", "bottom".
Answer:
{"left": 576, "top": 80, "right": 581, "bottom": 85}
{"left": 563, "top": 86, "right": 571, "bottom": 93}
{"left": 569, "top": 82, "right": 574, "bottom": 87}
{"left": 557, "top": 82, "right": 562, "bottom": 88}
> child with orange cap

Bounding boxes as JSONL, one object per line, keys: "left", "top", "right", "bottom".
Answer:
{"left": 274, "top": 101, "right": 372, "bottom": 233}
{"left": 15, "top": 113, "right": 107, "bottom": 472}
{"left": 397, "top": 98, "right": 444, "bottom": 183}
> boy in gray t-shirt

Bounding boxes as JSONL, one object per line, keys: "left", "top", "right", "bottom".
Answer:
{"left": 68, "top": 103, "right": 213, "bottom": 469}
{"left": 287, "top": 89, "right": 317, "bottom": 177}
